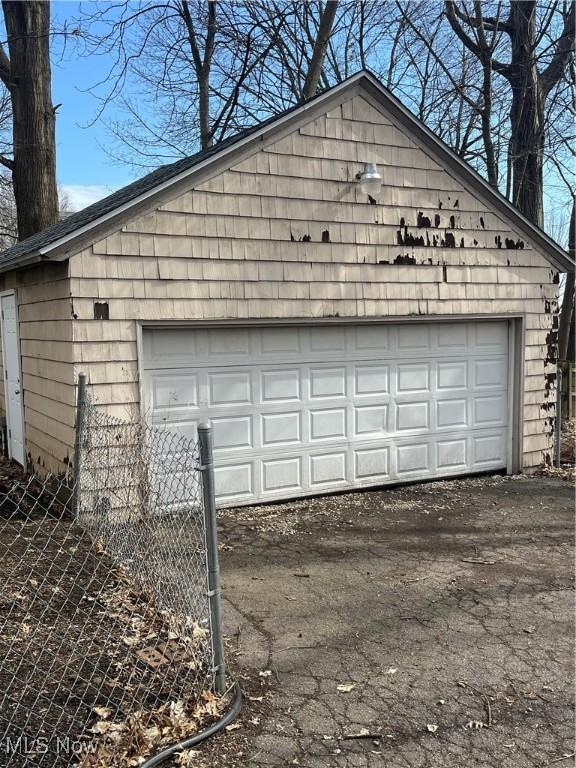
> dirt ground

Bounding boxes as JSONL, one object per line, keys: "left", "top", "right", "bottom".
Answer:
{"left": 196, "top": 474, "right": 575, "bottom": 768}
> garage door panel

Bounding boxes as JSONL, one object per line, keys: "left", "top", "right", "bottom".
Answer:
{"left": 354, "top": 325, "right": 391, "bottom": 353}
{"left": 309, "top": 408, "right": 347, "bottom": 441}
{"left": 260, "top": 327, "right": 302, "bottom": 355}
{"left": 309, "top": 452, "right": 347, "bottom": 486}
{"left": 207, "top": 328, "right": 251, "bottom": 357}
{"left": 143, "top": 328, "right": 198, "bottom": 367}
{"left": 261, "top": 369, "right": 301, "bottom": 401}
{"left": 212, "top": 415, "right": 252, "bottom": 451}
{"left": 261, "top": 411, "right": 301, "bottom": 446}
{"left": 437, "top": 324, "right": 468, "bottom": 350}
{"left": 354, "top": 446, "right": 389, "bottom": 480}
{"left": 437, "top": 438, "right": 467, "bottom": 470}
{"left": 149, "top": 373, "right": 199, "bottom": 410}
{"left": 474, "top": 358, "right": 507, "bottom": 388}
{"left": 475, "top": 322, "right": 508, "bottom": 350}
{"left": 437, "top": 361, "right": 468, "bottom": 391}
{"left": 472, "top": 432, "right": 506, "bottom": 466}
{"left": 355, "top": 405, "right": 388, "bottom": 436}
{"left": 437, "top": 399, "right": 467, "bottom": 429}
{"left": 310, "top": 367, "right": 346, "bottom": 398}
{"left": 397, "top": 364, "right": 430, "bottom": 393}
{"left": 215, "top": 463, "right": 254, "bottom": 501}
{"left": 397, "top": 443, "right": 429, "bottom": 474}
{"left": 473, "top": 395, "right": 507, "bottom": 427}
{"left": 396, "top": 401, "right": 430, "bottom": 431}
{"left": 398, "top": 324, "right": 430, "bottom": 350}
{"left": 208, "top": 371, "right": 252, "bottom": 405}
{"left": 354, "top": 365, "right": 389, "bottom": 396}
{"left": 262, "top": 456, "right": 302, "bottom": 493}
{"left": 144, "top": 321, "right": 510, "bottom": 506}
{"left": 310, "top": 326, "right": 347, "bottom": 353}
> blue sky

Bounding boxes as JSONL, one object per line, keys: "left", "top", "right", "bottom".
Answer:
{"left": 51, "top": 2, "right": 133, "bottom": 209}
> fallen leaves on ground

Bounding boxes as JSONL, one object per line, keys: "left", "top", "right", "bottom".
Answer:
{"left": 80, "top": 691, "right": 229, "bottom": 767}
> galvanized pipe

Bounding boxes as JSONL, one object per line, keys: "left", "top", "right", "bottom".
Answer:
{"left": 555, "top": 368, "right": 563, "bottom": 468}
{"left": 198, "top": 422, "right": 226, "bottom": 695}
{"left": 72, "top": 372, "right": 87, "bottom": 516}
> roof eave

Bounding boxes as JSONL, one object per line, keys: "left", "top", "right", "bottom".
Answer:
{"left": 0, "top": 250, "right": 44, "bottom": 274}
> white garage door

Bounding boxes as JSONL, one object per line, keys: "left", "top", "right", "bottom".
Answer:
{"left": 142, "top": 321, "right": 509, "bottom": 506}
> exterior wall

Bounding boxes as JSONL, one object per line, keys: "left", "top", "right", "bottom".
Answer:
{"left": 60, "top": 92, "right": 558, "bottom": 471}
{"left": 0, "top": 263, "right": 75, "bottom": 474}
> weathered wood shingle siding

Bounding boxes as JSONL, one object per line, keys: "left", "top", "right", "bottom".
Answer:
{"left": 0, "top": 262, "right": 75, "bottom": 472}
{"left": 66, "top": 93, "right": 557, "bottom": 470}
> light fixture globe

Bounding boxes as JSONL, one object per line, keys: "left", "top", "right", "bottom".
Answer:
{"left": 357, "top": 162, "right": 382, "bottom": 197}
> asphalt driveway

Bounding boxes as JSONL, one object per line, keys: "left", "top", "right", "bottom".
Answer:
{"left": 203, "top": 475, "right": 574, "bottom": 768}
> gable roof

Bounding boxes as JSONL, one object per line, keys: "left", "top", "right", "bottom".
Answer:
{"left": 0, "top": 70, "right": 572, "bottom": 273}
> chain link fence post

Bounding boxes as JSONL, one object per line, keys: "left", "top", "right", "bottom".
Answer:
{"left": 72, "top": 372, "right": 87, "bottom": 514}
{"left": 198, "top": 422, "right": 226, "bottom": 695}
{"left": 555, "top": 367, "right": 563, "bottom": 467}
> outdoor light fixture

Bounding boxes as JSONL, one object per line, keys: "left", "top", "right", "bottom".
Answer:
{"left": 356, "top": 162, "right": 382, "bottom": 197}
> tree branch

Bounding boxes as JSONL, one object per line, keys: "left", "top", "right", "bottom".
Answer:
{"left": 452, "top": 0, "right": 512, "bottom": 33}
{"left": 300, "top": 0, "right": 339, "bottom": 101}
{"left": 445, "top": 1, "right": 510, "bottom": 77}
{"left": 541, "top": 2, "right": 575, "bottom": 95}
{"left": 179, "top": 0, "right": 203, "bottom": 75}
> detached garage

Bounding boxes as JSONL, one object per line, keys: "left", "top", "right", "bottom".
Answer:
{"left": 0, "top": 70, "right": 571, "bottom": 505}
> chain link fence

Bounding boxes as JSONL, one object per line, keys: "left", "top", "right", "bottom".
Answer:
{"left": 0, "top": 381, "right": 228, "bottom": 767}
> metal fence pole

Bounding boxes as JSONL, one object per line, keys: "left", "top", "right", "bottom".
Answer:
{"left": 198, "top": 422, "right": 226, "bottom": 695}
{"left": 555, "top": 368, "right": 563, "bottom": 468}
{"left": 72, "top": 373, "right": 88, "bottom": 516}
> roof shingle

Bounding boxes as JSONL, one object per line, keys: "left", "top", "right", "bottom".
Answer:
{"left": 0, "top": 110, "right": 288, "bottom": 267}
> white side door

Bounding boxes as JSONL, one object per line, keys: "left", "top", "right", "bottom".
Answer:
{"left": 1, "top": 291, "right": 25, "bottom": 465}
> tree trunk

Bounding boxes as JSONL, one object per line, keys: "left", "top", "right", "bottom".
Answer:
{"left": 2, "top": 1, "right": 58, "bottom": 240}
{"left": 480, "top": 58, "right": 498, "bottom": 188}
{"left": 300, "top": 0, "right": 339, "bottom": 102}
{"left": 558, "top": 199, "right": 575, "bottom": 362}
{"left": 198, "top": 74, "right": 211, "bottom": 150}
{"left": 508, "top": 85, "right": 545, "bottom": 226}
{"left": 507, "top": 2, "right": 544, "bottom": 226}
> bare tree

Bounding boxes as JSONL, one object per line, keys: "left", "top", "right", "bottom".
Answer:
{"left": 78, "top": 0, "right": 372, "bottom": 168}
{"left": 444, "top": 0, "right": 575, "bottom": 226}
{"left": 0, "top": 1, "right": 59, "bottom": 240}
{"left": 78, "top": 1, "right": 286, "bottom": 163}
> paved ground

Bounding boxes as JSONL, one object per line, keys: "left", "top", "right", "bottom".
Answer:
{"left": 201, "top": 474, "right": 574, "bottom": 768}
